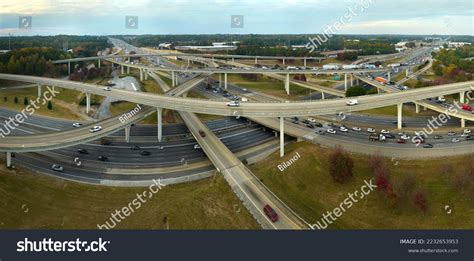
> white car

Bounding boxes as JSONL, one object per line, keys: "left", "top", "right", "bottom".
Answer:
{"left": 380, "top": 129, "right": 390, "bottom": 134}
{"left": 226, "top": 101, "right": 240, "bottom": 107}
{"left": 194, "top": 144, "right": 201, "bottom": 149}
{"left": 51, "top": 164, "right": 64, "bottom": 172}
{"left": 157, "top": 146, "right": 165, "bottom": 150}
{"left": 447, "top": 131, "right": 456, "bottom": 136}
{"left": 346, "top": 99, "right": 358, "bottom": 106}
{"left": 451, "top": 138, "right": 460, "bottom": 143}
{"left": 339, "top": 126, "right": 348, "bottom": 132}
{"left": 464, "top": 129, "right": 472, "bottom": 134}
{"left": 89, "top": 126, "right": 102, "bottom": 133}
{"left": 400, "top": 134, "right": 411, "bottom": 140}
{"left": 307, "top": 118, "right": 317, "bottom": 123}
{"left": 326, "top": 129, "right": 337, "bottom": 134}
{"left": 352, "top": 127, "right": 361, "bottom": 131}
{"left": 367, "top": 128, "right": 376, "bottom": 133}
{"left": 72, "top": 123, "right": 82, "bottom": 128}
{"left": 103, "top": 87, "right": 112, "bottom": 91}
{"left": 461, "top": 133, "right": 470, "bottom": 137}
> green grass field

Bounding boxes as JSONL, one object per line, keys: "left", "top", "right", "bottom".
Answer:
{"left": 0, "top": 164, "right": 259, "bottom": 229}
{"left": 250, "top": 142, "right": 474, "bottom": 229}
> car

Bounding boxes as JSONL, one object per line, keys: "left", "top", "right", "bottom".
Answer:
{"left": 263, "top": 204, "right": 278, "bottom": 222}
{"left": 466, "top": 135, "right": 473, "bottom": 141}
{"left": 314, "top": 122, "right": 323, "bottom": 127}
{"left": 339, "top": 126, "right": 348, "bottom": 132}
{"left": 307, "top": 118, "right": 316, "bottom": 123}
{"left": 385, "top": 133, "right": 395, "bottom": 139}
{"left": 352, "top": 127, "right": 361, "bottom": 132}
{"left": 51, "top": 164, "right": 64, "bottom": 172}
{"left": 434, "top": 135, "right": 443, "bottom": 140}
{"left": 326, "top": 129, "right": 336, "bottom": 134}
{"left": 423, "top": 143, "right": 434, "bottom": 148}
{"left": 131, "top": 145, "right": 141, "bottom": 150}
{"left": 451, "top": 138, "right": 460, "bottom": 143}
{"left": 77, "top": 148, "right": 88, "bottom": 154}
{"left": 346, "top": 99, "right": 358, "bottom": 106}
{"left": 367, "top": 128, "right": 376, "bottom": 133}
{"left": 140, "top": 151, "right": 151, "bottom": 156}
{"left": 103, "top": 87, "right": 112, "bottom": 91}
{"left": 194, "top": 144, "right": 201, "bottom": 149}
{"left": 157, "top": 146, "right": 165, "bottom": 150}
{"left": 464, "top": 129, "right": 472, "bottom": 134}
{"left": 391, "top": 121, "right": 406, "bottom": 127}
{"left": 380, "top": 129, "right": 390, "bottom": 134}
{"left": 98, "top": 155, "right": 109, "bottom": 162}
{"left": 72, "top": 123, "right": 82, "bottom": 128}
{"left": 89, "top": 126, "right": 102, "bottom": 133}
{"left": 447, "top": 131, "right": 456, "bottom": 136}
{"left": 305, "top": 124, "right": 315, "bottom": 129}
{"left": 226, "top": 101, "right": 240, "bottom": 107}
{"left": 400, "top": 134, "right": 410, "bottom": 140}
{"left": 241, "top": 88, "right": 248, "bottom": 92}
{"left": 397, "top": 138, "right": 406, "bottom": 144}
{"left": 199, "top": 130, "right": 206, "bottom": 137}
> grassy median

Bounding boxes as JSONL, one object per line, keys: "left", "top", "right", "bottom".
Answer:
{"left": 0, "top": 164, "right": 259, "bottom": 229}
{"left": 250, "top": 142, "right": 474, "bottom": 229}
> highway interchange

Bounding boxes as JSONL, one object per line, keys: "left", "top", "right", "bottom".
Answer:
{"left": 1, "top": 38, "right": 473, "bottom": 229}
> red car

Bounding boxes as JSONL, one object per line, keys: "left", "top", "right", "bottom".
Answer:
{"left": 263, "top": 204, "right": 278, "bottom": 222}
{"left": 461, "top": 104, "right": 473, "bottom": 112}
{"left": 397, "top": 138, "right": 406, "bottom": 144}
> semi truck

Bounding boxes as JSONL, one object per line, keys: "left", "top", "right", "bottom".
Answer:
{"left": 323, "top": 64, "right": 341, "bottom": 70}
{"left": 342, "top": 64, "right": 360, "bottom": 70}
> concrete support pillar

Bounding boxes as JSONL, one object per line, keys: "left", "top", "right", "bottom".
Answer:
{"left": 321, "top": 92, "right": 325, "bottom": 100}
{"left": 224, "top": 73, "right": 227, "bottom": 90}
{"left": 144, "top": 70, "right": 148, "bottom": 80}
{"left": 68, "top": 62, "right": 71, "bottom": 75}
{"left": 6, "top": 152, "right": 12, "bottom": 168}
{"left": 171, "top": 71, "right": 175, "bottom": 87}
{"left": 283, "top": 58, "right": 286, "bottom": 65}
{"left": 187, "top": 59, "right": 190, "bottom": 66}
{"left": 127, "top": 57, "right": 130, "bottom": 63}
{"left": 285, "top": 73, "right": 290, "bottom": 95}
{"left": 350, "top": 74, "right": 353, "bottom": 86}
{"left": 139, "top": 69, "right": 144, "bottom": 81}
{"left": 304, "top": 58, "right": 307, "bottom": 67}
{"left": 219, "top": 74, "right": 222, "bottom": 88}
{"left": 415, "top": 103, "right": 420, "bottom": 114}
{"left": 461, "top": 119, "right": 466, "bottom": 128}
{"left": 397, "top": 103, "right": 403, "bottom": 130}
{"left": 86, "top": 93, "right": 91, "bottom": 114}
{"left": 255, "top": 57, "right": 258, "bottom": 65}
{"left": 212, "top": 56, "right": 215, "bottom": 62}
{"left": 127, "top": 66, "right": 130, "bottom": 74}
{"left": 121, "top": 65, "right": 124, "bottom": 74}
{"left": 406, "top": 68, "right": 409, "bottom": 77}
{"left": 232, "top": 57, "right": 234, "bottom": 62}
{"left": 37, "top": 84, "right": 41, "bottom": 97}
{"left": 125, "top": 126, "right": 131, "bottom": 143}
{"left": 98, "top": 59, "right": 101, "bottom": 68}
{"left": 388, "top": 71, "right": 391, "bottom": 82}
{"left": 344, "top": 74, "right": 348, "bottom": 91}
{"left": 280, "top": 117, "right": 285, "bottom": 157}
{"left": 157, "top": 57, "right": 160, "bottom": 64}
{"left": 460, "top": 91, "right": 465, "bottom": 104}
{"left": 157, "top": 107, "right": 163, "bottom": 142}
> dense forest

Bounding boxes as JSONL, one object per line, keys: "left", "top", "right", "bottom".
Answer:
{"left": 432, "top": 45, "right": 474, "bottom": 82}
{"left": 0, "top": 36, "right": 110, "bottom": 77}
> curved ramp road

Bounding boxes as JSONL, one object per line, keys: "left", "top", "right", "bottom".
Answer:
{"left": 0, "top": 106, "right": 155, "bottom": 152}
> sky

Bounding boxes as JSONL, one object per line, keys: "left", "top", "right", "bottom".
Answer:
{"left": 0, "top": 0, "right": 472, "bottom": 36}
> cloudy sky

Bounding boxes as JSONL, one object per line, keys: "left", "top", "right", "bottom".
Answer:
{"left": 0, "top": 0, "right": 472, "bottom": 35}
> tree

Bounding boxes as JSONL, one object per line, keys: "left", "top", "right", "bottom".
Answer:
{"left": 345, "top": 85, "right": 366, "bottom": 97}
{"left": 413, "top": 191, "right": 428, "bottom": 214}
{"left": 23, "top": 97, "right": 29, "bottom": 106}
{"left": 328, "top": 146, "right": 354, "bottom": 183}
{"left": 14, "top": 96, "right": 18, "bottom": 104}
{"left": 47, "top": 100, "right": 53, "bottom": 110}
